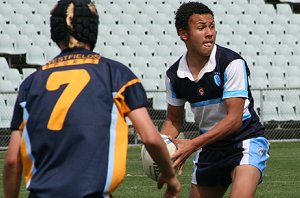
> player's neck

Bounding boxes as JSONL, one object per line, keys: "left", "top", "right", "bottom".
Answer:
{"left": 186, "top": 52, "right": 209, "bottom": 80}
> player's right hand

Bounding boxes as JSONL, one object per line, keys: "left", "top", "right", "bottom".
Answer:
{"left": 169, "top": 137, "right": 196, "bottom": 176}
{"left": 157, "top": 174, "right": 181, "bottom": 198}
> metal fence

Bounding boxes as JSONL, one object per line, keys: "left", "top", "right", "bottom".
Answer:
{"left": 1, "top": 88, "right": 300, "bottom": 149}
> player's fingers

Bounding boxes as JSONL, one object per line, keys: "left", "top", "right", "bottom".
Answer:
{"left": 157, "top": 180, "right": 164, "bottom": 189}
{"left": 172, "top": 157, "right": 181, "bottom": 170}
{"left": 177, "top": 164, "right": 184, "bottom": 176}
{"left": 168, "top": 136, "right": 177, "bottom": 146}
{"left": 157, "top": 174, "right": 164, "bottom": 189}
{"left": 168, "top": 136, "right": 182, "bottom": 148}
{"left": 170, "top": 152, "right": 178, "bottom": 161}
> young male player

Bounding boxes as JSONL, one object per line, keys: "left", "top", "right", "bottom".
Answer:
{"left": 3, "top": 1, "right": 180, "bottom": 197}
{"left": 161, "top": 2, "right": 269, "bottom": 198}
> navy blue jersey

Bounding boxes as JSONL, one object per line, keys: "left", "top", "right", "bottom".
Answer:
{"left": 11, "top": 48, "right": 148, "bottom": 197}
{"left": 166, "top": 44, "right": 265, "bottom": 148}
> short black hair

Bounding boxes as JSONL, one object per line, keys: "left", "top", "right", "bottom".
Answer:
{"left": 175, "top": 2, "right": 214, "bottom": 32}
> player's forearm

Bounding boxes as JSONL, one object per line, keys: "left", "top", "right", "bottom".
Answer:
{"left": 3, "top": 164, "right": 22, "bottom": 198}
{"left": 144, "top": 140, "right": 176, "bottom": 179}
{"left": 161, "top": 105, "right": 184, "bottom": 138}
{"left": 128, "top": 108, "right": 176, "bottom": 178}
{"left": 191, "top": 115, "right": 242, "bottom": 149}
{"left": 160, "top": 120, "right": 181, "bottom": 138}
{"left": 3, "top": 130, "right": 23, "bottom": 198}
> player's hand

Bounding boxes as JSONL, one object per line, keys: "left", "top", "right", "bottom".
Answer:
{"left": 168, "top": 137, "right": 196, "bottom": 176}
{"left": 157, "top": 174, "right": 181, "bottom": 198}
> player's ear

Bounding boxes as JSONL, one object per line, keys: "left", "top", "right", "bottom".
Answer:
{"left": 178, "top": 28, "right": 188, "bottom": 41}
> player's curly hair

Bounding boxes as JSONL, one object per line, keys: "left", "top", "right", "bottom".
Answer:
{"left": 50, "top": 0, "right": 99, "bottom": 50}
{"left": 175, "top": 2, "right": 214, "bottom": 34}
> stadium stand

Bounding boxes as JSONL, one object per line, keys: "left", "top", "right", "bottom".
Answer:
{"left": 0, "top": 80, "right": 15, "bottom": 92}
{"left": 261, "top": 101, "right": 280, "bottom": 121}
{"left": 153, "top": 92, "right": 168, "bottom": 110}
{"left": 1, "top": 0, "right": 300, "bottom": 145}
{"left": 14, "top": 35, "right": 33, "bottom": 55}
{"left": 142, "top": 67, "right": 163, "bottom": 80}
{"left": 0, "top": 57, "right": 9, "bottom": 69}
{"left": 278, "top": 101, "right": 297, "bottom": 121}
{"left": 44, "top": 45, "right": 60, "bottom": 62}
{"left": 0, "top": 34, "right": 17, "bottom": 56}
{"left": 0, "top": 105, "right": 13, "bottom": 128}
{"left": 22, "top": 68, "right": 36, "bottom": 79}
{"left": 25, "top": 45, "right": 47, "bottom": 66}
{"left": 285, "top": 66, "right": 300, "bottom": 78}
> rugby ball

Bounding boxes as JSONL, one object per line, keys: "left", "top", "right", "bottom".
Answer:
{"left": 141, "top": 134, "right": 177, "bottom": 181}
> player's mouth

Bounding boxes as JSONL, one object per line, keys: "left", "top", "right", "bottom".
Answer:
{"left": 203, "top": 42, "right": 213, "bottom": 48}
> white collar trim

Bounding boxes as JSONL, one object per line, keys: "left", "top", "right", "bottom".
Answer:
{"left": 177, "top": 44, "right": 217, "bottom": 82}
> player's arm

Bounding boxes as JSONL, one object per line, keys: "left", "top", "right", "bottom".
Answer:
{"left": 171, "top": 97, "right": 245, "bottom": 170}
{"left": 191, "top": 97, "right": 244, "bottom": 148}
{"left": 3, "top": 130, "right": 23, "bottom": 198}
{"left": 127, "top": 107, "right": 181, "bottom": 197}
{"left": 161, "top": 75, "right": 185, "bottom": 139}
{"left": 128, "top": 107, "right": 176, "bottom": 179}
{"left": 160, "top": 104, "right": 185, "bottom": 139}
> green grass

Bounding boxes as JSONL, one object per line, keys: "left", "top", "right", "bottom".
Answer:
{"left": 1, "top": 142, "right": 300, "bottom": 198}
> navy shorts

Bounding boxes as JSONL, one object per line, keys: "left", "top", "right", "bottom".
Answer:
{"left": 191, "top": 137, "right": 270, "bottom": 188}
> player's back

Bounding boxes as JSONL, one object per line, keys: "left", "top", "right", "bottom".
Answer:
{"left": 12, "top": 48, "right": 145, "bottom": 197}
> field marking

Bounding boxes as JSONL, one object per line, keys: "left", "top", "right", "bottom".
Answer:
{"left": 269, "top": 139, "right": 300, "bottom": 142}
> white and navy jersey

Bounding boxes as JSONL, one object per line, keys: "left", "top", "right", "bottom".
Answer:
{"left": 166, "top": 44, "right": 265, "bottom": 148}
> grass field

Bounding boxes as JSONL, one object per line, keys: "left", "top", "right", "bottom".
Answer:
{"left": 0, "top": 141, "right": 300, "bottom": 198}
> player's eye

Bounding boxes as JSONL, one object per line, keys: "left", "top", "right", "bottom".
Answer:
{"left": 197, "top": 26, "right": 205, "bottom": 30}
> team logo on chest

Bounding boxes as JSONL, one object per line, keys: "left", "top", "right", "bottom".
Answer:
{"left": 213, "top": 72, "right": 222, "bottom": 87}
{"left": 198, "top": 87, "right": 205, "bottom": 96}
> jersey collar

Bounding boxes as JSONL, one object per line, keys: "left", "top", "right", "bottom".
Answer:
{"left": 177, "top": 44, "right": 217, "bottom": 82}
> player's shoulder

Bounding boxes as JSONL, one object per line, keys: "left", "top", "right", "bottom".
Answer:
{"left": 100, "top": 56, "right": 138, "bottom": 81}
{"left": 216, "top": 44, "right": 243, "bottom": 61}
{"left": 215, "top": 44, "right": 247, "bottom": 69}
{"left": 19, "top": 68, "right": 40, "bottom": 91}
{"left": 166, "top": 56, "right": 181, "bottom": 77}
{"left": 101, "top": 56, "right": 131, "bottom": 72}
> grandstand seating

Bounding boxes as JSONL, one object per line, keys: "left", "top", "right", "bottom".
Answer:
{"left": 131, "top": 56, "right": 149, "bottom": 68}
{"left": 0, "top": 80, "right": 16, "bottom": 92}
{"left": 251, "top": 90, "right": 262, "bottom": 111}
{"left": 1, "top": 68, "right": 22, "bottom": 88}
{"left": 0, "top": 0, "right": 300, "bottom": 126}
{"left": 147, "top": 56, "right": 168, "bottom": 69}
{"left": 285, "top": 66, "right": 300, "bottom": 78}
{"left": 250, "top": 77, "right": 269, "bottom": 89}
{"left": 261, "top": 101, "right": 280, "bottom": 121}
{"left": 153, "top": 92, "right": 167, "bottom": 110}
{"left": 44, "top": 45, "right": 61, "bottom": 62}
{"left": 22, "top": 68, "right": 37, "bottom": 79}
{"left": 25, "top": 45, "right": 47, "bottom": 66}
{"left": 0, "top": 57, "right": 9, "bottom": 69}
{"left": 142, "top": 67, "right": 163, "bottom": 80}
{"left": 0, "top": 105, "right": 14, "bottom": 128}
{"left": 278, "top": 101, "right": 297, "bottom": 121}
{"left": 268, "top": 77, "right": 286, "bottom": 88}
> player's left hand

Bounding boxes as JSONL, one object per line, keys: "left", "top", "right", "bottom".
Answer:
{"left": 168, "top": 137, "right": 196, "bottom": 176}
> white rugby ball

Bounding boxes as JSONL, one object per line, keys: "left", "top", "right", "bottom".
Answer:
{"left": 141, "top": 134, "right": 177, "bottom": 181}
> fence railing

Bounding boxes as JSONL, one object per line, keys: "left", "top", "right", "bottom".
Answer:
{"left": 1, "top": 88, "right": 300, "bottom": 149}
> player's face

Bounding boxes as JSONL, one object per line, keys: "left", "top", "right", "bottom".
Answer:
{"left": 181, "top": 14, "right": 216, "bottom": 57}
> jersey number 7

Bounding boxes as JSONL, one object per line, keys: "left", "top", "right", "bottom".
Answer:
{"left": 46, "top": 69, "right": 90, "bottom": 131}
